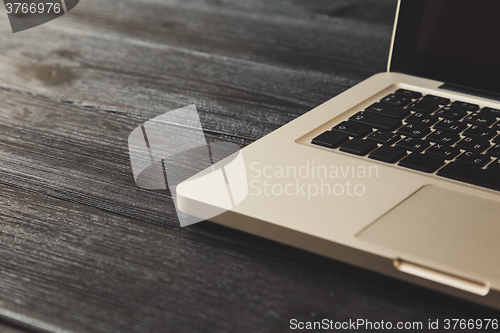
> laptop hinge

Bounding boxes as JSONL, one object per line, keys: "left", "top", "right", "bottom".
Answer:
{"left": 440, "top": 83, "right": 500, "bottom": 102}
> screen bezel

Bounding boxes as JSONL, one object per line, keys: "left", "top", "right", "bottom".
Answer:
{"left": 389, "top": 0, "right": 500, "bottom": 94}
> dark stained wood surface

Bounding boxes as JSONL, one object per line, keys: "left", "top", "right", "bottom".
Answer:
{"left": 0, "top": 0, "right": 498, "bottom": 332}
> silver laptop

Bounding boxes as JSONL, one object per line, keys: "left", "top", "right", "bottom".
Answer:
{"left": 177, "top": 0, "right": 500, "bottom": 309}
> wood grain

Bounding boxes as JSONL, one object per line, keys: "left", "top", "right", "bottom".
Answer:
{"left": 0, "top": 0, "right": 395, "bottom": 235}
{"left": 0, "top": 0, "right": 497, "bottom": 332}
{"left": 0, "top": 184, "right": 498, "bottom": 333}
{"left": 0, "top": 0, "right": 394, "bottom": 141}
{"left": 0, "top": 86, "right": 255, "bottom": 230}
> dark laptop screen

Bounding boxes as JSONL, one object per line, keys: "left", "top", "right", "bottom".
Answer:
{"left": 390, "top": 0, "right": 500, "bottom": 94}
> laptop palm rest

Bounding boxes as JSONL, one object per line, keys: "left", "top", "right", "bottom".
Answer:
{"left": 357, "top": 185, "right": 500, "bottom": 295}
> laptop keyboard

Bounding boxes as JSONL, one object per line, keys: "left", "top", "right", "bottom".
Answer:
{"left": 311, "top": 88, "right": 500, "bottom": 192}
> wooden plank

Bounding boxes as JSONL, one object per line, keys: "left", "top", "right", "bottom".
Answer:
{"left": 0, "top": 184, "right": 497, "bottom": 333}
{"left": 55, "top": 0, "right": 395, "bottom": 76}
{"left": 0, "top": 0, "right": 395, "bottom": 141}
{"left": 1, "top": 0, "right": 396, "bottom": 76}
{"left": 0, "top": 0, "right": 397, "bottom": 229}
{"left": 0, "top": 85, "right": 495, "bottom": 332}
{"left": 0, "top": 0, "right": 395, "bottom": 231}
{"left": 0, "top": 87, "right": 242, "bottom": 229}
{"left": 0, "top": 0, "right": 395, "bottom": 232}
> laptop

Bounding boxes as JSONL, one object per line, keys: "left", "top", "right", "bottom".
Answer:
{"left": 177, "top": 0, "right": 500, "bottom": 309}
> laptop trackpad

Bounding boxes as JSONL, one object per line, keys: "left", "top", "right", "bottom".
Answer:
{"left": 357, "top": 185, "right": 500, "bottom": 282}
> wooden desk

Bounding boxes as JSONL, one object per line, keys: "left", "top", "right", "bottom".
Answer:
{"left": 0, "top": 0, "right": 497, "bottom": 332}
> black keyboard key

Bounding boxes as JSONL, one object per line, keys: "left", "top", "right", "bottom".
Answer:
{"left": 463, "top": 113, "right": 496, "bottom": 127}
{"left": 456, "top": 136, "right": 491, "bottom": 152}
{"left": 493, "top": 135, "right": 500, "bottom": 143}
{"left": 398, "top": 123, "right": 431, "bottom": 138}
{"left": 332, "top": 121, "right": 372, "bottom": 138}
{"left": 456, "top": 151, "right": 492, "bottom": 167}
{"left": 433, "top": 119, "right": 468, "bottom": 133}
{"left": 480, "top": 107, "right": 500, "bottom": 117}
{"left": 451, "top": 101, "right": 480, "bottom": 111}
{"left": 435, "top": 105, "right": 468, "bottom": 120}
{"left": 311, "top": 131, "right": 349, "bottom": 149}
{"left": 492, "top": 121, "right": 500, "bottom": 131}
{"left": 380, "top": 94, "right": 412, "bottom": 107}
{"left": 426, "top": 129, "right": 460, "bottom": 145}
{"left": 405, "top": 112, "right": 439, "bottom": 126}
{"left": 487, "top": 144, "right": 500, "bottom": 158}
{"left": 487, "top": 159, "right": 500, "bottom": 171}
{"left": 339, "top": 138, "right": 378, "bottom": 156}
{"left": 349, "top": 112, "right": 402, "bottom": 131}
{"left": 410, "top": 99, "right": 440, "bottom": 113}
{"left": 366, "top": 102, "right": 410, "bottom": 119}
{"left": 463, "top": 125, "right": 498, "bottom": 140}
{"left": 423, "top": 94, "right": 451, "bottom": 105}
{"left": 368, "top": 145, "right": 407, "bottom": 163}
{"left": 426, "top": 144, "right": 461, "bottom": 160}
{"left": 438, "top": 161, "right": 500, "bottom": 192}
{"left": 396, "top": 137, "right": 431, "bottom": 152}
{"left": 398, "top": 153, "right": 446, "bottom": 173}
{"left": 395, "top": 88, "right": 422, "bottom": 99}
{"left": 367, "top": 130, "right": 402, "bottom": 145}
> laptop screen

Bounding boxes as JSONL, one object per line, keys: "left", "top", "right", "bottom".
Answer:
{"left": 390, "top": 0, "right": 500, "bottom": 95}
